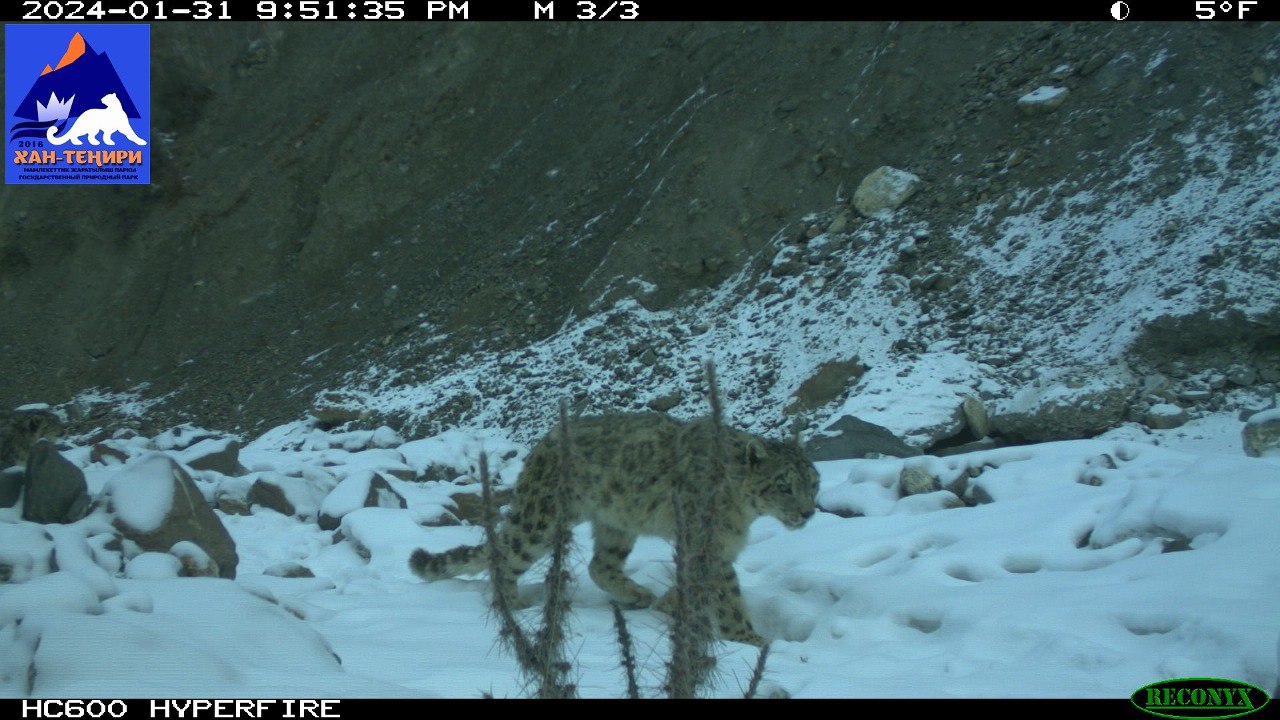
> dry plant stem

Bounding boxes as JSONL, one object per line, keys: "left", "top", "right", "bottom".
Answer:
{"left": 744, "top": 643, "right": 771, "bottom": 699}
{"left": 664, "top": 360, "right": 732, "bottom": 697}
{"left": 610, "top": 602, "right": 641, "bottom": 700}
{"left": 479, "top": 451, "right": 540, "bottom": 674}
{"left": 530, "top": 399, "right": 577, "bottom": 698}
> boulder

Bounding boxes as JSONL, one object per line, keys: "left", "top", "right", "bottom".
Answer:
{"left": 104, "top": 454, "right": 238, "bottom": 579}
{"left": 647, "top": 392, "right": 684, "bottom": 412}
{"left": 805, "top": 415, "right": 920, "bottom": 461}
{"left": 90, "top": 443, "right": 130, "bottom": 465}
{"left": 180, "top": 438, "right": 248, "bottom": 477}
{"left": 151, "top": 424, "right": 218, "bottom": 452}
{"left": 1145, "top": 403, "right": 1188, "bottom": 430}
{"left": 1242, "top": 408, "right": 1280, "bottom": 458}
{"left": 1016, "top": 85, "right": 1069, "bottom": 114}
{"left": 125, "top": 552, "right": 183, "bottom": 580}
{"left": 853, "top": 166, "right": 921, "bottom": 217}
{"left": 310, "top": 390, "right": 367, "bottom": 430}
{"left": 961, "top": 396, "right": 990, "bottom": 438}
{"left": 246, "top": 471, "right": 333, "bottom": 520}
{"left": 0, "top": 466, "right": 24, "bottom": 508}
{"left": 317, "top": 471, "right": 407, "bottom": 531}
{"left": 263, "top": 562, "right": 315, "bottom": 579}
{"left": 22, "top": 440, "right": 90, "bottom": 524}
{"left": 993, "top": 365, "right": 1138, "bottom": 442}
{"left": 899, "top": 465, "right": 941, "bottom": 496}
{"left": 369, "top": 426, "right": 404, "bottom": 450}
{"left": 247, "top": 477, "right": 297, "bottom": 516}
{"left": 829, "top": 353, "right": 982, "bottom": 450}
{"left": 786, "top": 358, "right": 866, "bottom": 414}
{"left": 171, "top": 541, "right": 220, "bottom": 578}
{"left": 217, "top": 495, "right": 252, "bottom": 516}
{"left": 1226, "top": 365, "right": 1258, "bottom": 387}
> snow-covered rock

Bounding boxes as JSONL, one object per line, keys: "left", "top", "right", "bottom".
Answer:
{"left": 806, "top": 415, "right": 918, "bottom": 460}
{"left": 899, "top": 464, "right": 941, "bottom": 496}
{"left": 1146, "top": 403, "right": 1189, "bottom": 430}
{"left": 318, "top": 471, "right": 406, "bottom": 531}
{"left": 247, "top": 471, "right": 334, "bottom": 521}
{"left": 14, "top": 578, "right": 389, "bottom": 697}
{"left": 1242, "top": 408, "right": 1280, "bottom": 458}
{"left": 125, "top": 552, "right": 182, "bottom": 580}
{"left": 993, "top": 365, "right": 1139, "bottom": 442}
{"left": 1017, "top": 85, "right": 1069, "bottom": 114}
{"left": 102, "top": 454, "right": 238, "bottom": 579}
{"left": 171, "top": 541, "right": 219, "bottom": 577}
{"left": 177, "top": 438, "right": 248, "bottom": 477}
{"left": 830, "top": 353, "right": 983, "bottom": 450}
{"left": 961, "top": 396, "right": 990, "bottom": 439}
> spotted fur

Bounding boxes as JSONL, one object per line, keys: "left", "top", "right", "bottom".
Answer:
{"left": 409, "top": 412, "right": 819, "bottom": 645}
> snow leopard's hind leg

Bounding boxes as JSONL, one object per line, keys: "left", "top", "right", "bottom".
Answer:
{"left": 588, "top": 523, "right": 656, "bottom": 608}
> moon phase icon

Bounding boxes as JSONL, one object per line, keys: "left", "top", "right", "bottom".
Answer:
{"left": 1110, "top": 1, "right": 1130, "bottom": 19}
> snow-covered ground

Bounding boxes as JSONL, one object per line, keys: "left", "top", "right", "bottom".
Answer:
{"left": 2, "top": 412, "right": 1277, "bottom": 698}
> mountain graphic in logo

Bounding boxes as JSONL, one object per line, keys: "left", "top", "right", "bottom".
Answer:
{"left": 9, "top": 32, "right": 142, "bottom": 141}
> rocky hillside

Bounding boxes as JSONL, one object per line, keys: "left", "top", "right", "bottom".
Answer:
{"left": 1, "top": 22, "right": 1278, "bottom": 450}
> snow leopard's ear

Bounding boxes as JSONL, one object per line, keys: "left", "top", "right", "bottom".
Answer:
{"left": 745, "top": 437, "right": 768, "bottom": 467}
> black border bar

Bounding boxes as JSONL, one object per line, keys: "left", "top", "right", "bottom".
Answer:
{"left": 4, "top": 0, "right": 1279, "bottom": 22}
{"left": 4, "top": 698, "right": 1148, "bottom": 713}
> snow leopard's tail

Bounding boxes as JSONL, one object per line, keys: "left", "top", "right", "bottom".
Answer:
{"left": 408, "top": 543, "right": 488, "bottom": 580}
{"left": 46, "top": 124, "right": 72, "bottom": 145}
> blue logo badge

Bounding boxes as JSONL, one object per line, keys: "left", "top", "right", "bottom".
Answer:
{"left": 6, "top": 24, "right": 150, "bottom": 185}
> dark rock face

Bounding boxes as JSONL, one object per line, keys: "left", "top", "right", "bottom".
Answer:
{"left": 22, "top": 440, "right": 90, "bottom": 524}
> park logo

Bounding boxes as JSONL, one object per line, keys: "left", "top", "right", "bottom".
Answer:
{"left": 5, "top": 24, "right": 150, "bottom": 185}
{"left": 1131, "top": 677, "right": 1271, "bottom": 720}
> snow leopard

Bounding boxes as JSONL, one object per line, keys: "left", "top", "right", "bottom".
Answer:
{"left": 409, "top": 412, "right": 820, "bottom": 646}
{"left": 0, "top": 408, "right": 63, "bottom": 469}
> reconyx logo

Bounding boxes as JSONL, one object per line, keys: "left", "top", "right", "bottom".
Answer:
{"left": 1131, "top": 677, "right": 1270, "bottom": 720}
{"left": 5, "top": 25, "right": 150, "bottom": 185}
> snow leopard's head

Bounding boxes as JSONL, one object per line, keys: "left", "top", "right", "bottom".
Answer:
{"left": 742, "top": 436, "right": 819, "bottom": 529}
